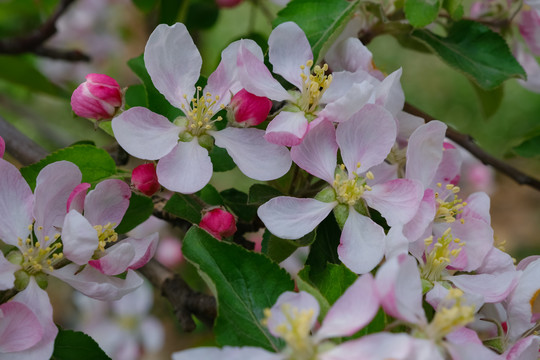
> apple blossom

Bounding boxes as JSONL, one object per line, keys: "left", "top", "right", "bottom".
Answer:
{"left": 71, "top": 73, "right": 122, "bottom": 121}
{"left": 112, "top": 22, "right": 291, "bottom": 194}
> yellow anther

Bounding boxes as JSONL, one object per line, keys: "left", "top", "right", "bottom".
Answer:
{"left": 306, "top": 60, "right": 313, "bottom": 67}
{"left": 197, "top": 86, "right": 202, "bottom": 91}
{"left": 446, "top": 184, "right": 454, "bottom": 190}
{"left": 28, "top": 224, "right": 33, "bottom": 231}
{"left": 300, "top": 64, "right": 305, "bottom": 70}
{"left": 366, "top": 171, "right": 374, "bottom": 180}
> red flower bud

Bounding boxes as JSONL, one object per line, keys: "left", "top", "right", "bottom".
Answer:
{"left": 215, "top": 0, "right": 243, "bottom": 8}
{"left": 71, "top": 73, "right": 122, "bottom": 121}
{"left": 199, "top": 208, "right": 237, "bottom": 240}
{"left": 229, "top": 89, "right": 272, "bottom": 127}
{"left": 131, "top": 163, "right": 160, "bottom": 196}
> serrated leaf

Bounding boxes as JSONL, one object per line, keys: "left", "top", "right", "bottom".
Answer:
{"left": 263, "top": 228, "right": 316, "bottom": 263}
{"left": 115, "top": 193, "right": 154, "bottom": 234}
{"left": 164, "top": 193, "right": 203, "bottom": 224}
{"left": 124, "top": 84, "right": 148, "bottom": 109}
{"left": 411, "top": 20, "right": 526, "bottom": 90}
{"left": 20, "top": 145, "right": 117, "bottom": 191}
{"left": 220, "top": 188, "right": 257, "bottom": 222}
{"left": 52, "top": 329, "right": 110, "bottom": 360}
{"left": 404, "top": 0, "right": 441, "bottom": 27}
{"left": 274, "top": 0, "right": 361, "bottom": 64}
{"left": 209, "top": 145, "right": 236, "bottom": 172}
{"left": 248, "top": 184, "right": 283, "bottom": 205}
{"left": 306, "top": 263, "right": 357, "bottom": 305}
{"left": 182, "top": 226, "right": 294, "bottom": 350}
{"left": 443, "top": 0, "right": 463, "bottom": 20}
{"left": 513, "top": 133, "right": 540, "bottom": 157}
{"left": 471, "top": 80, "right": 504, "bottom": 119}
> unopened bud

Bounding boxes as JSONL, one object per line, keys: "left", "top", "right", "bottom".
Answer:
{"left": 215, "top": 0, "right": 243, "bottom": 8}
{"left": 132, "top": 163, "right": 160, "bottom": 196}
{"left": 228, "top": 89, "right": 272, "bottom": 127}
{"left": 199, "top": 208, "right": 237, "bottom": 240}
{"left": 71, "top": 73, "right": 122, "bottom": 121}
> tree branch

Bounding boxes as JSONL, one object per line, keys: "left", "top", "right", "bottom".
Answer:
{"left": 403, "top": 102, "right": 540, "bottom": 191}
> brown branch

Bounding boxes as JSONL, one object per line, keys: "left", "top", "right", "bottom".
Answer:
{"left": 0, "top": 116, "right": 48, "bottom": 165}
{"left": 403, "top": 103, "right": 540, "bottom": 191}
{"left": 33, "top": 46, "right": 90, "bottom": 62}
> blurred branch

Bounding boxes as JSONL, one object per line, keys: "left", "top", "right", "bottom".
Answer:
{"left": 403, "top": 103, "right": 540, "bottom": 191}
{"left": 0, "top": 115, "right": 48, "bottom": 165}
{"left": 0, "top": 0, "right": 90, "bottom": 62}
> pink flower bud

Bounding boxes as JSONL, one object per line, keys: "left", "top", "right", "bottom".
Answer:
{"left": 71, "top": 73, "right": 122, "bottom": 121}
{"left": 0, "top": 135, "right": 4, "bottom": 158}
{"left": 199, "top": 208, "right": 237, "bottom": 240}
{"left": 215, "top": 0, "right": 243, "bottom": 8}
{"left": 131, "top": 163, "right": 160, "bottom": 196}
{"left": 229, "top": 89, "right": 273, "bottom": 127}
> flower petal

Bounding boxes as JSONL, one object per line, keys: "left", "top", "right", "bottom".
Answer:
{"left": 337, "top": 209, "right": 386, "bottom": 274}
{"left": 156, "top": 140, "right": 212, "bottom": 194}
{"left": 266, "top": 291, "right": 319, "bottom": 337}
{"left": 125, "top": 233, "right": 159, "bottom": 270}
{"left": 144, "top": 23, "right": 200, "bottom": 108}
{"left": 318, "top": 81, "right": 375, "bottom": 123}
{"left": 0, "top": 253, "right": 18, "bottom": 290}
{"left": 402, "top": 189, "right": 436, "bottom": 242}
{"left": 448, "top": 272, "right": 518, "bottom": 303}
{"left": 291, "top": 119, "right": 337, "bottom": 184}
{"left": 212, "top": 127, "right": 291, "bottom": 181}
{"left": 320, "top": 333, "right": 413, "bottom": 360}
{"left": 375, "top": 68, "right": 405, "bottom": 116}
{"left": 258, "top": 197, "right": 336, "bottom": 239}
{"left": 268, "top": 22, "right": 312, "bottom": 89}
{"left": 67, "top": 183, "right": 91, "bottom": 213}
{"left": 173, "top": 346, "right": 283, "bottom": 360}
{"left": 89, "top": 242, "right": 136, "bottom": 275}
{"left": 264, "top": 111, "right": 309, "bottom": 146}
{"left": 503, "top": 335, "right": 540, "bottom": 360}
{"left": 325, "top": 37, "right": 378, "bottom": 74}
{"left": 112, "top": 107, "right": 181, "bottom": 160}
{"left": 336, "top": 104, "right": 396, "bottom": 175}
{"left": 0, "top": 301, "right": 43, "bottom": 352}
{"left": 84, "top": 179, "right": 131, "bottom": 227}
{"left": 62, "top": 210, "right": 99, "bottom": 265}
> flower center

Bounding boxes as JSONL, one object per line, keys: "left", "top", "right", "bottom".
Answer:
{"left": 434, "top": 183, "right": 467, "bottom": 223}
{"left": 298, "top": 60, "right": 332, "bottom": 114}
{"left": 332, "top": 164, "right": 373, "bottom": 206}
{"left": 180, "top": 87, "right": 224, "bottom": 137}
{"left": 427, "top": 288, "right": 475, "bottom": 340}
{"left": 16, "top": 224, "right": 63, "bottom": 274}
{"left": 93, "top": 223, "right": 118, "bottom": 257}
{"left": 421, "top": 228, "right": 466, "bottom": 282}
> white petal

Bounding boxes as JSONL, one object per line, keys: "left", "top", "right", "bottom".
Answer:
{"left": 264, "top": 111, "right": 308, "bottom": 146}
{"left": 62, "top": 210, "right": 99, "bottom": 265}
{"left": 84, "top": 179, "right": 131, "bottom": 227}
{"left": 318, "top": 81, "right": 375, "bottom": 123}
{"left": 266, "top": 291, "right": 319, "bottom": 337}
{"left": 375, "top": 68, "right": 405, "bottom": 116}
{"left": 0, "top": 252, "right": 18, "bottom": 290}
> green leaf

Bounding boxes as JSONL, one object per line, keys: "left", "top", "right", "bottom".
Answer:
{"left": 404, "top": 0, "right": 441, "bottom": 28}
{"left": 115, "top": 193, "right": 154, "bottom": 234}
{"left": 20, "top": 145, "right": 117, "bottom": 191}
{"left": 411, "top": 20, "right": 526, "bottom": 90}
{"left": 209, "top": 146, "right": 236, "bottom": 172}
{"left": 52, "top": 329, "right": 110, "bottom": 360}
{"left": 220, "top": 188, "right": 257, "bottom": 222}
{"left": 274, "top": 0, "right": 361, "bottom": 64}
{"left": 197, "top": 184, "right": 224, "bottom": 206}
{"left": 296, "top": 267, "right": 331, "bottom": 319}
{"left": 305, "top": 263, "right": 357, "bottom": 305}
{"left": 0, "top": 55, "right": 68, "bottom": 98}
{"left": 185, "top": 0, "right": 219, "bottom": 30}
{"left": 471, "top": 80, "right": 504, "bottom": 119}
{"left": 513, "top": 133, "right": 540, "bottom": 157}
{"left": 124, "top": 84, "right": 148, "bottom": 109}
{"left": 127, "top": 54, "right": 184, "bottom": 121}
{"left": 182, "top": 226, "right": 294, "bottom": 350}
{"left": 305, "top": 213, "right": 340, "bottom": 270}
{"left": 132, "top": 0, "right": 157, "bottom": 12}
{"left": 159, "top": 0, "right": 185, "bottom": 25}
{"left": 248, "top": 184, "right": 283, "bottom": 205}
{"left": 164, "top": 193, "right": 203, "bottom": 224}
{"left": 263, "top": 228, "right": 316, "bottom": 263}
{"left": 443, "top": 0, "right": 463, "bottom": 20}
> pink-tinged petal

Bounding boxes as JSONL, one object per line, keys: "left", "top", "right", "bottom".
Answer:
{"left": 375, "top": 254, "right": 426, "bottom": 324}
{"left": 112, "top": 282, "right": 153, "bottom": 316}
{"left": 375, "top": 68, "right": 404, "bottom": 116}
{"left": 507, "top": 258, "right": 540, "bottom": 342}
{"left": 212, "top": 127, "right": 292, "bottom": 181}
{"left": 0, "top": 301, "right": 43, "bottom": 352}
{"left": 0, "top": 253, "right": 18, "bottom": 290}
{"left": 446, "top": 327, "right": 483, "bottom": 345}
{"left": 517, "top": 255, "right": 540, "bottom": 271}
{"left": 409, "top": 338, "right": 445, "bottom": 360}
{"left": 364, "top": 179, "right": 423, "bottom": 227}
{"left": 266, "top": 291, "right": 319, "bottom": 337}
{"left": 366, "top": 162, "right": 398, "bottom": 186}
{"left": 430, "top": 145, "right": 462, "bottom": 188}
{"left": 53, "top": 264, "right": 143, "bottom": 301}
{"left": 67, "top": 183, "right": 90, "bottom": 213}
{"left": 84, "top": 179, "right": 131, "bottom": 227}
{"left": 504, "top": 335, "right": 540, "bottom": 360}
{"left": 448, "top": 272, "right": 518, "bottom": 303}
{"left": 264, "top": 111, "right": 308, "bottom": 146}
{"left": 520, "top": 9, "right": 540, "bottom": 56}
{"left": 4, "top": 278, "right": 57, "bottom": 360}
{"left": 460, "top": 192, "right": 491, "bottom": 225}
{"left": 316, "top": 274, "right": 379, "bottom": 340}
{"left": 320, "top": 70, "right": 374, "bottom": 104}
{"left": 318, "top": 81, "right": 375, "bottom": 123}
{"left": 337, "top": 209, "right": 386, "bottom": 274}
{"left": 125, "top": 233, "right": 159, "bottom": 270}
{"left": 112, "top": 107, "right": 181, "bottom": 160}
{"left": 0, "top": 159, "right": 33, "bottom": 246}
{"left": 442, "top": 219, "right": 493, "bottom": 271}
{"left": 89, "top": 242, "right": 136, "bottom": 275}
{"left": 325, "top": 37, "right": 377, "bottom": 74}
{"left": 396, "top": 111, "right": 424, "bottom": 146}
{"left": 258, "top": 197, "right": 336, "bottom": 239}
{"left": 237, "top": 43, "right": 293, "bottom": 101}
{"left": 477, "top": 247, "right": 516, "bottom": 274}
{"left": 144, "top": 23, "right": 200, "bottom": 108}
{"left": 405, "top": 121, "right": 447, "bottom": 187}
{"left": 403, "top": 189, "right": 436, "bottom": 242}
{"left": 34, "top": 161, "right": 82, "bottom": 242}
{"left": 514, "top": 43, "right": 540, "bottom": 93}
{"left": 268, "top": 22, "right": 312, "bottom": 89}
{"left": 173, "top": 346, "right": 283, "bottom": 360}
{"left": 385, "top": 225, "right": 409, "bottom": 258}
{"left": 62, "top": 210, "right": 99, "bottom": 265}
{"left": 221, "top": 39, "right": 264, "bottom": 79}
{"left": 291, "top": 119, "right": 337, "bottom": 184}
{"left": 336, "top": 104, "right": 396, "bottom": 175}
{"left": 0, "top": 136, "right": 4, "bottom": 158}
{"left": 445, "top": 342, "right": 501, "bottom": 360}
{"left": 156, "top": 140, "right": 212, "bottom": 194}
{"left": 320, "top": 333, "right": 413, "bottom": 360}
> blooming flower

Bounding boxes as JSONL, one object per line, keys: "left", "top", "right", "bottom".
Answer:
{"left": 112, "top": 22, "right": 291, "bottom": 194}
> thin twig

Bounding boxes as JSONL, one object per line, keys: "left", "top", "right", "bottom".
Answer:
{"left": 403, "top": 103, "right": 540, "bottom": 191}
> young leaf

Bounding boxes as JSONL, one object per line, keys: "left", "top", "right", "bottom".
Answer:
{"left": 513, "top": 133, "right": 540, "bottom": 157}
{"left": 262, "top": 228, "right": 316, "bottom": 263}
{"left": 20, "top": 145, "right": 117, "bottom": 191}
{"left": 306, "top": 263, "right": 358, "bottom": 305}
{"left": 182, "top": 226, "right": 294, "bottom": 351}
{"left": 471, "top": 80, "right": 504, "bottom": 119}
{"left": 124, "top": 84, "right": 148, "bottom": 109}
{"left": 197, "top": 184, "right": 224, "bottom": 206}
{"left": 443, "top": 0, "right": 464, "bottom": 20}
{"left": 411, "top": 20, "right": 526, "bottom": 90}
{"left": 305, "top": 213, "right": 341, "bottom": 270}
{"left": 220, "top": 188, "right": 257, "bottom": 222}
{"left": 164, "top": 193, "right": 204, "bottom": 224}
{"left": 274, "top": 0, "right": 361, "bottom": 64}
{"left": 51, "top": 329, "right": 110, "bottom": 360}
{"left": 115, "top": 193, "right": 154, "bottom": 234}
{"left": 248, "top": 184, "right": 284, "bottom": 205}
{"left": 209, "top": 146, "right": 236, "bottom": 172}
{"left": 404, "top": 0, "right": 442, "bottom": 28}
